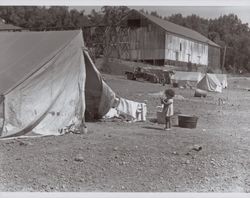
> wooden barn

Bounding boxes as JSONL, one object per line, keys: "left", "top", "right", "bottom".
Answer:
{"left": 111, "top": 10, "right": 221, "bottom": 71}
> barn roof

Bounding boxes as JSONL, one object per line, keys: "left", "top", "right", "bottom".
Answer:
{"left": 132, "top": 10, "right": 220, "bottom": 48}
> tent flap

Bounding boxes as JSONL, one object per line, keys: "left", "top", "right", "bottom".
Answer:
{"left": 0, "top": 31, "right": 86, "bottom": 137}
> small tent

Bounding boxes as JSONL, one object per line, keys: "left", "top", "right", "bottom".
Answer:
{"left": 210, "top": 74, "right": 228, "bottom": 88}
{"left": 171, "top": 71, "right": 204, "bottom": 87}
{"left": 197, "top": 73, "right": 222, "bottom": 93}
{"left": 0, "top": 30, "right": 115, "bottom": 138}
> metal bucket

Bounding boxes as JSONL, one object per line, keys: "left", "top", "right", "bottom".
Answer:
{"left": 178, "top": 114, "right": 198, "bottom": 128}
{"left": 194, "top": 89, "right": 207, "bottom": 97}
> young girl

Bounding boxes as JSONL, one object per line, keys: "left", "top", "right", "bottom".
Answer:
{"left": 161, "top": 89, "right": 175, "bottom": 130}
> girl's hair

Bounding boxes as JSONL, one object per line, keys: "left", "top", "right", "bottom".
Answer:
{"left": 165, "top": 89, "right": 175, "bottom": 98}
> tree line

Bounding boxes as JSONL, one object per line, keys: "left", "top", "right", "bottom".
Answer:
{"left": 0, "top": 6, "right": 250, "bottom": 73}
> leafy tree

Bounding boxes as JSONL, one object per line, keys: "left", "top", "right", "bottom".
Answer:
{"left": 150, "top": 11, "right": 162, "bottom": 18}
{"left": 88, "top": 9, "right": 103, "bottom": 26}
{"left": 101, "top": 6, "right": 130, "bottom": 26}
{"left": 1, "top": 6, "right": 250, "bottom": 73}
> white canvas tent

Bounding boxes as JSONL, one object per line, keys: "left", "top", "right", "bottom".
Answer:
{"left": 171, "top": 71, "right": 204, "bottom": 87}
{"left": 211, "top": 74, "right": 228, "bottom": 88}
{"left": 197, "top": 73, "right": 222, "bottom": 93}
{"left": 0, "top": 30, "right": 116, "bottom": 138}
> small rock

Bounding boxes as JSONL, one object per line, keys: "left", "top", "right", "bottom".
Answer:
{"left": 79, "top": 178, "right": 84, "bottom": 182}
{"left": 113, "top": 147, "right": 118, "bottom": 151}
{"left": 74, "top": 156, "right": 84, "bottom": 162}
{"left": 61, "top": 185, "right": 66, "bottom": 189}
{"left": 172, "top": 151, "right": 179, "bottom": 155}
{"left": 119, "top": 161, "right": 126, "bottom": 166}
{"left": 15, "top": 158, "right": 21, "bottom": 161}
{"left": 14, "top": 175, "right": 18, "bottom": 178}
{"left": 41, "top": 184, "right": 47, "bottom": 189}
{"left": 63, "top": 159, "right": 68, "bottom": 162}
{"left": 186, "top": 160, "right": 190, "bottom": 164}
{"left": 121, "top": 186, "right": 125, "bottom": 190}
{"left": 232, "top": 176, "right": 238, "bottom": 179}
{"left": 192, "top": 145, "right": 202, "bottom": 151}
{"left": 108, "top": 134, "right": 112, "bottom": 138}
{"left": 19, "top": 141, "right": 28, "bottom": 146}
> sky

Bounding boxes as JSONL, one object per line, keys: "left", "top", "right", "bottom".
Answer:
{"left": 0, "top": 0, "right": 250, "bottom": 24}
{"left": 70, "top": 6, "right": 250, "bottom": 25}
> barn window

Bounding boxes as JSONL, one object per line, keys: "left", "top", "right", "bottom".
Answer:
{"left": 175, "top": 51, "right": 179, "bottom": 61}
{"left": 180, "top": 43, "right": 182, "bottom": 51}
{"left": 127, "top": 19, "right": 140, "bottom": 28}
{"left": 187, "top": 54, "right": 191, "bottom": 62}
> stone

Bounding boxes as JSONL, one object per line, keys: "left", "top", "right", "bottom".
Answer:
{"left": 113, "top": 147, "right": 118, "bottom": 151}
{"left": 74, "top": 156, "right": 84, "bottom": 162}
{"left": 79, "top": 178, "right": 85, "bottom": 182}
{"left": 192, "top": 145, "right": 202, "bottom": 151}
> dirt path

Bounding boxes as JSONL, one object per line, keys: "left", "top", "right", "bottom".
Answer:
{"left": 0, "top": 74, "right": 250, "bottom": 192}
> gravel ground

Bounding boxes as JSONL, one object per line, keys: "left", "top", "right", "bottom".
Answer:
{"left": 0, "top": 74, "right": 250, "bottom": 192}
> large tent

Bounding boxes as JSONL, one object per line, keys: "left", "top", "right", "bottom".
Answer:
{"left": 0, "top": 30, "right": 115, "bottom": 138}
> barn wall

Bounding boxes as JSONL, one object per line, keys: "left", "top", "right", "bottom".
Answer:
{"left": 124, "top": 26, "right": 165, "bottom": 60}
{"left": 111, "top": 11, "right": 166, "bottom": 62}
{"left": 165, "top": 33, "right": 208, "bottom": 65}
{"left": 208, "top": 46, "right": 221, "bottom": 70}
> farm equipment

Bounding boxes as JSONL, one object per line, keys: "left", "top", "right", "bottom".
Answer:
{"left": 125, "top": 67, "right": 174, "bottom": 85}
{"left": 125, "top": 67, "right": 159, "bottom": 83}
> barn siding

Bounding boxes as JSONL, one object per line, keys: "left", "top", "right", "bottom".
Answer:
{"left": 208, "top": 46, "right": 221, "bottom": 69}
{"left": 165, "top": 33, "right": 208, "bottom": 65}
{"left": 123, "top": 26, "right": 165, "bottom": 60}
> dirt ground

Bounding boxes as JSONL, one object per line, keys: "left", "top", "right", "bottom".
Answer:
{"left": 0, "top": 74, "right": 250, "bottom": 192}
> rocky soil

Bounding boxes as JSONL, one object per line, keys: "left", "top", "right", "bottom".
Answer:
{"left": 0, "top": 74, "right": 250, "bottom": 192}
